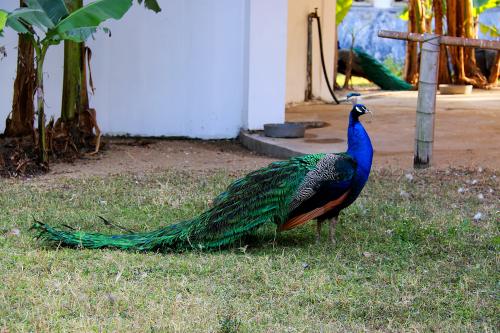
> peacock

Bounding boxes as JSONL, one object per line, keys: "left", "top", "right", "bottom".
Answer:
{"left": 32, "top": 96, "right": 373, "bottom": 251}
{"left": 337, "top": 48, "right": 413, "bottom": 91}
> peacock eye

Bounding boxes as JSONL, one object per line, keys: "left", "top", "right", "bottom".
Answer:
{"left": 355, "top": 106, "right": 363, "bottom": 113}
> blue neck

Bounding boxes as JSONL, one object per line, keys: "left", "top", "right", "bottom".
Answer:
{"left": 346, "top": 112, "right": 373, "bottom": 176}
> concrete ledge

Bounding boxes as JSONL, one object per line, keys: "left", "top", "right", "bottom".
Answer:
{"left": 239, "top": 130, "right": 303, "bottom": 159}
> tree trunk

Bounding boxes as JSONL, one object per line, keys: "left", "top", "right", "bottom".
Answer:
{"left": 463, "top": 0, "right": 488, "bottom": 87}
{"left": 488, "top": 51, "right": 500, "bottom": 85}
{"left": 61, "top": 41, "right": 82, "bottom": 121}
{"left": 4, "top": 0, "right": 35, "bottom": 137}
{"left": 35, "top": 45, "right": 48, "bottom": 165}
{"left": 404, "top": 0, "right": 425, "bottom": 84}
{"left": 447, "top": 0, "right": 489, "bottom": 87}
{"left": 433, "top": 0, "right": 451, "bottom": 84}
{"left": 446, "top": 0, "right": 458, "bottom": 79}
{"left": 80, "top": 46, "right": 90, "bottom": 111}
{"left": 60, "top": 0, "right": 83, "bottom": 122}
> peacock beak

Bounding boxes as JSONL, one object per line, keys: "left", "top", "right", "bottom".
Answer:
{"left": 366, "top": 108, "right": 374, "bottom": 121}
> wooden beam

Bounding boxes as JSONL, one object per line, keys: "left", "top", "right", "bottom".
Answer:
{"left": 378, "top": 30, "right": 500, "bottom": 50}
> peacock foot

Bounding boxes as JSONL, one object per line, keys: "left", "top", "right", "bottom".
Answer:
{"left": 329, "top": 217, "right": 338, "bottom": 246}
{"left": 316, "top": 219, "right": 324, "bottom": 243}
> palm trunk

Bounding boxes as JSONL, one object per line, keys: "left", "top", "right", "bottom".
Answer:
{"left": 60, "top": 0, "right": 84, "bottom": 122}
{"left": 61, "top": 41, "right": 82, "bottom": 121}
{"left": 4, "top": 0, "right": 35, "bottom": 137}
{"left": 34, "top": 44, "right": 49, "bottom": 164}
{"left": 80, "top": 45, "right": 90, "bottom": 111}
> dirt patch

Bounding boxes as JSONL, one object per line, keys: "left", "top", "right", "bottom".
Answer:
{"left": 2, "top": 134, "right": 498, "bottom": 182}
{"left": 0, "top": 137, "right": 46, "bottom": 178}
{"left": 38, "top": 138, "right": 275, "bottom": 181}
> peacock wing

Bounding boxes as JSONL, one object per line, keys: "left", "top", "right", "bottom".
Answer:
{"left": 279, "top": 153, "right": 356, "bottom": 231}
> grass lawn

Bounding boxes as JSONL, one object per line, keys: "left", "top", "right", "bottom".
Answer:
{"left": 0, "top": 168, "right": 498, "bottom": 332}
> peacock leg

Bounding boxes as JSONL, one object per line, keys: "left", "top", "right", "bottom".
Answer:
{"left": 329, "top": 217, "right": 338, "bottom": 245}
{"left": 316, "top": 219, "right": 323, "bottom": 243}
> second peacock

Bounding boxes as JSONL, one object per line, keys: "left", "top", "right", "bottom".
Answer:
{"left": 33, "top": 97, "right": 373, "bottom": 251}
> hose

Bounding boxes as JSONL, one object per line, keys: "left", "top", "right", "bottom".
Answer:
{"left": 311, "top": 11, "right": 340, "bottom": 104}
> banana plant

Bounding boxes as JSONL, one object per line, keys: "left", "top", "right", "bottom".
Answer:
{"left": 336, "top": 0, "right": 353, "bottom": 26}
{"left": 61, "top": 0, "right": 161, "bottom": 131}
{"left": 0, "top": 0, "right": 133, "bottom": 164}
{"left": 473, "top": 0, "right": 500, "bottom": 37}
{"left": 0, "top": 11, "right": 6, "bottom": 57}
{"left": 0, "top": 10, "right": 7, "bottom": 35}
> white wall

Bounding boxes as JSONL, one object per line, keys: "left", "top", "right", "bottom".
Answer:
{"left": 286, "top": 0, "right": 336, "bottom": 103}
{"left": 0, "top": 0, "right": 289, "bottom": 137}
{"left": 244, "top": 0, "right": 288, "bottom": 130}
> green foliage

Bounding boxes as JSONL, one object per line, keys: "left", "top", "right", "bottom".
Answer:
{"left": 478, "top": 22, "right": 500, "bottom": 37}
{"left": 1, "top": 0, "right": 134, "bottom": 163}
{"left": 336, "top": 0, "right": 353, "bottom": 25}
{"left": 473, "top": 0, "right": 500, "bottom": 16}
{"left": 6, "top": 8, "right": 54, "bottom": 34}
{"left": 0, "top": 10, "right": 7, "bottom": 36}
{"left": 383, "top": 56, "right": 404, "bottom": 78}
{"left": 26, "top": 0, "right": 69, "bottom": 25}
{"left": 54, "top": 0, "right": 133, "bottom": 42}
{"left": 399, "top": 6, "right": 409, "bottom": 21}
{"left": 137, "top": 0, "right": 162, "bottom": 13}
{"left": 2, "top": 0, "right": 132, "bottom": 44}
{"left": 218, "top": 315, "right": 242, "bottom": 333}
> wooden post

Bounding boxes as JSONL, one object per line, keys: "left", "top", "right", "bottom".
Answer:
{"left": 414, "top": 33, "right": 440, "bottom": 168}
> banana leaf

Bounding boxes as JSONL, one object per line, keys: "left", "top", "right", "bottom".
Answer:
{"left": 137, "top": 0, "right": 161, "bottom": 13}
{"left": 479, "top": 22, "right": 500, "bottom": 37}
{"left": 473, "top": 0, "right": 500, "bottom": 16}
{"left": 0, "top": 10, "right": 7, "bottom": 35}
{"left": 55, "top": 0, "right": 132, "bottom": 42}
{"left": 336, "top": 0, "right": 353, "bottom": 25}
{"left": 6, "top": 7, "right": 53, "bottom": 33}
{"left": 25, "top": 0, "right": 68, "bottom": 25}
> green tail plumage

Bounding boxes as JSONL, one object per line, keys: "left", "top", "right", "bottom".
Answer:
{"left": 354, "top": 48, "right": 413, "bottom": 91}
{"left": 32, "top": 154, "right": 326, "bottom": 251}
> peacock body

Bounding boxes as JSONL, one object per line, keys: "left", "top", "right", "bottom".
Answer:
{"left": 33, "top": 104, "right": 373, "bottom": 251}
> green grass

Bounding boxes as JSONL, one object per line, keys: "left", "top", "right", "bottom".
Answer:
{"left": 336, "top": 74, "right": 375, "bottom": 88}
{"left": 0, "top": 168, "right": 498, "bottom": 332}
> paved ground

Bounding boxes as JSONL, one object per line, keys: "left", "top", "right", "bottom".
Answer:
{"left": 274, "top": 89, "right": 499, "bottom": 169}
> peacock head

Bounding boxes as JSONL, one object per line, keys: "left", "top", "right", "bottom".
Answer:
{"left": 350, "top": 104, "right": 372, "bottom": 122}
{"left": 345, "top": 93, "right": 372, "bottom": 120}
{"left": 352, "top": 104, "right": 370, "bottom": 116}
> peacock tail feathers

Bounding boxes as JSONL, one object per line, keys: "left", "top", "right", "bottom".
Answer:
{"left": 354, "top": 48, "right": 413, "bottom": 91}
{"left": 32, "top": 154, "right": 327, "bottom": 251}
